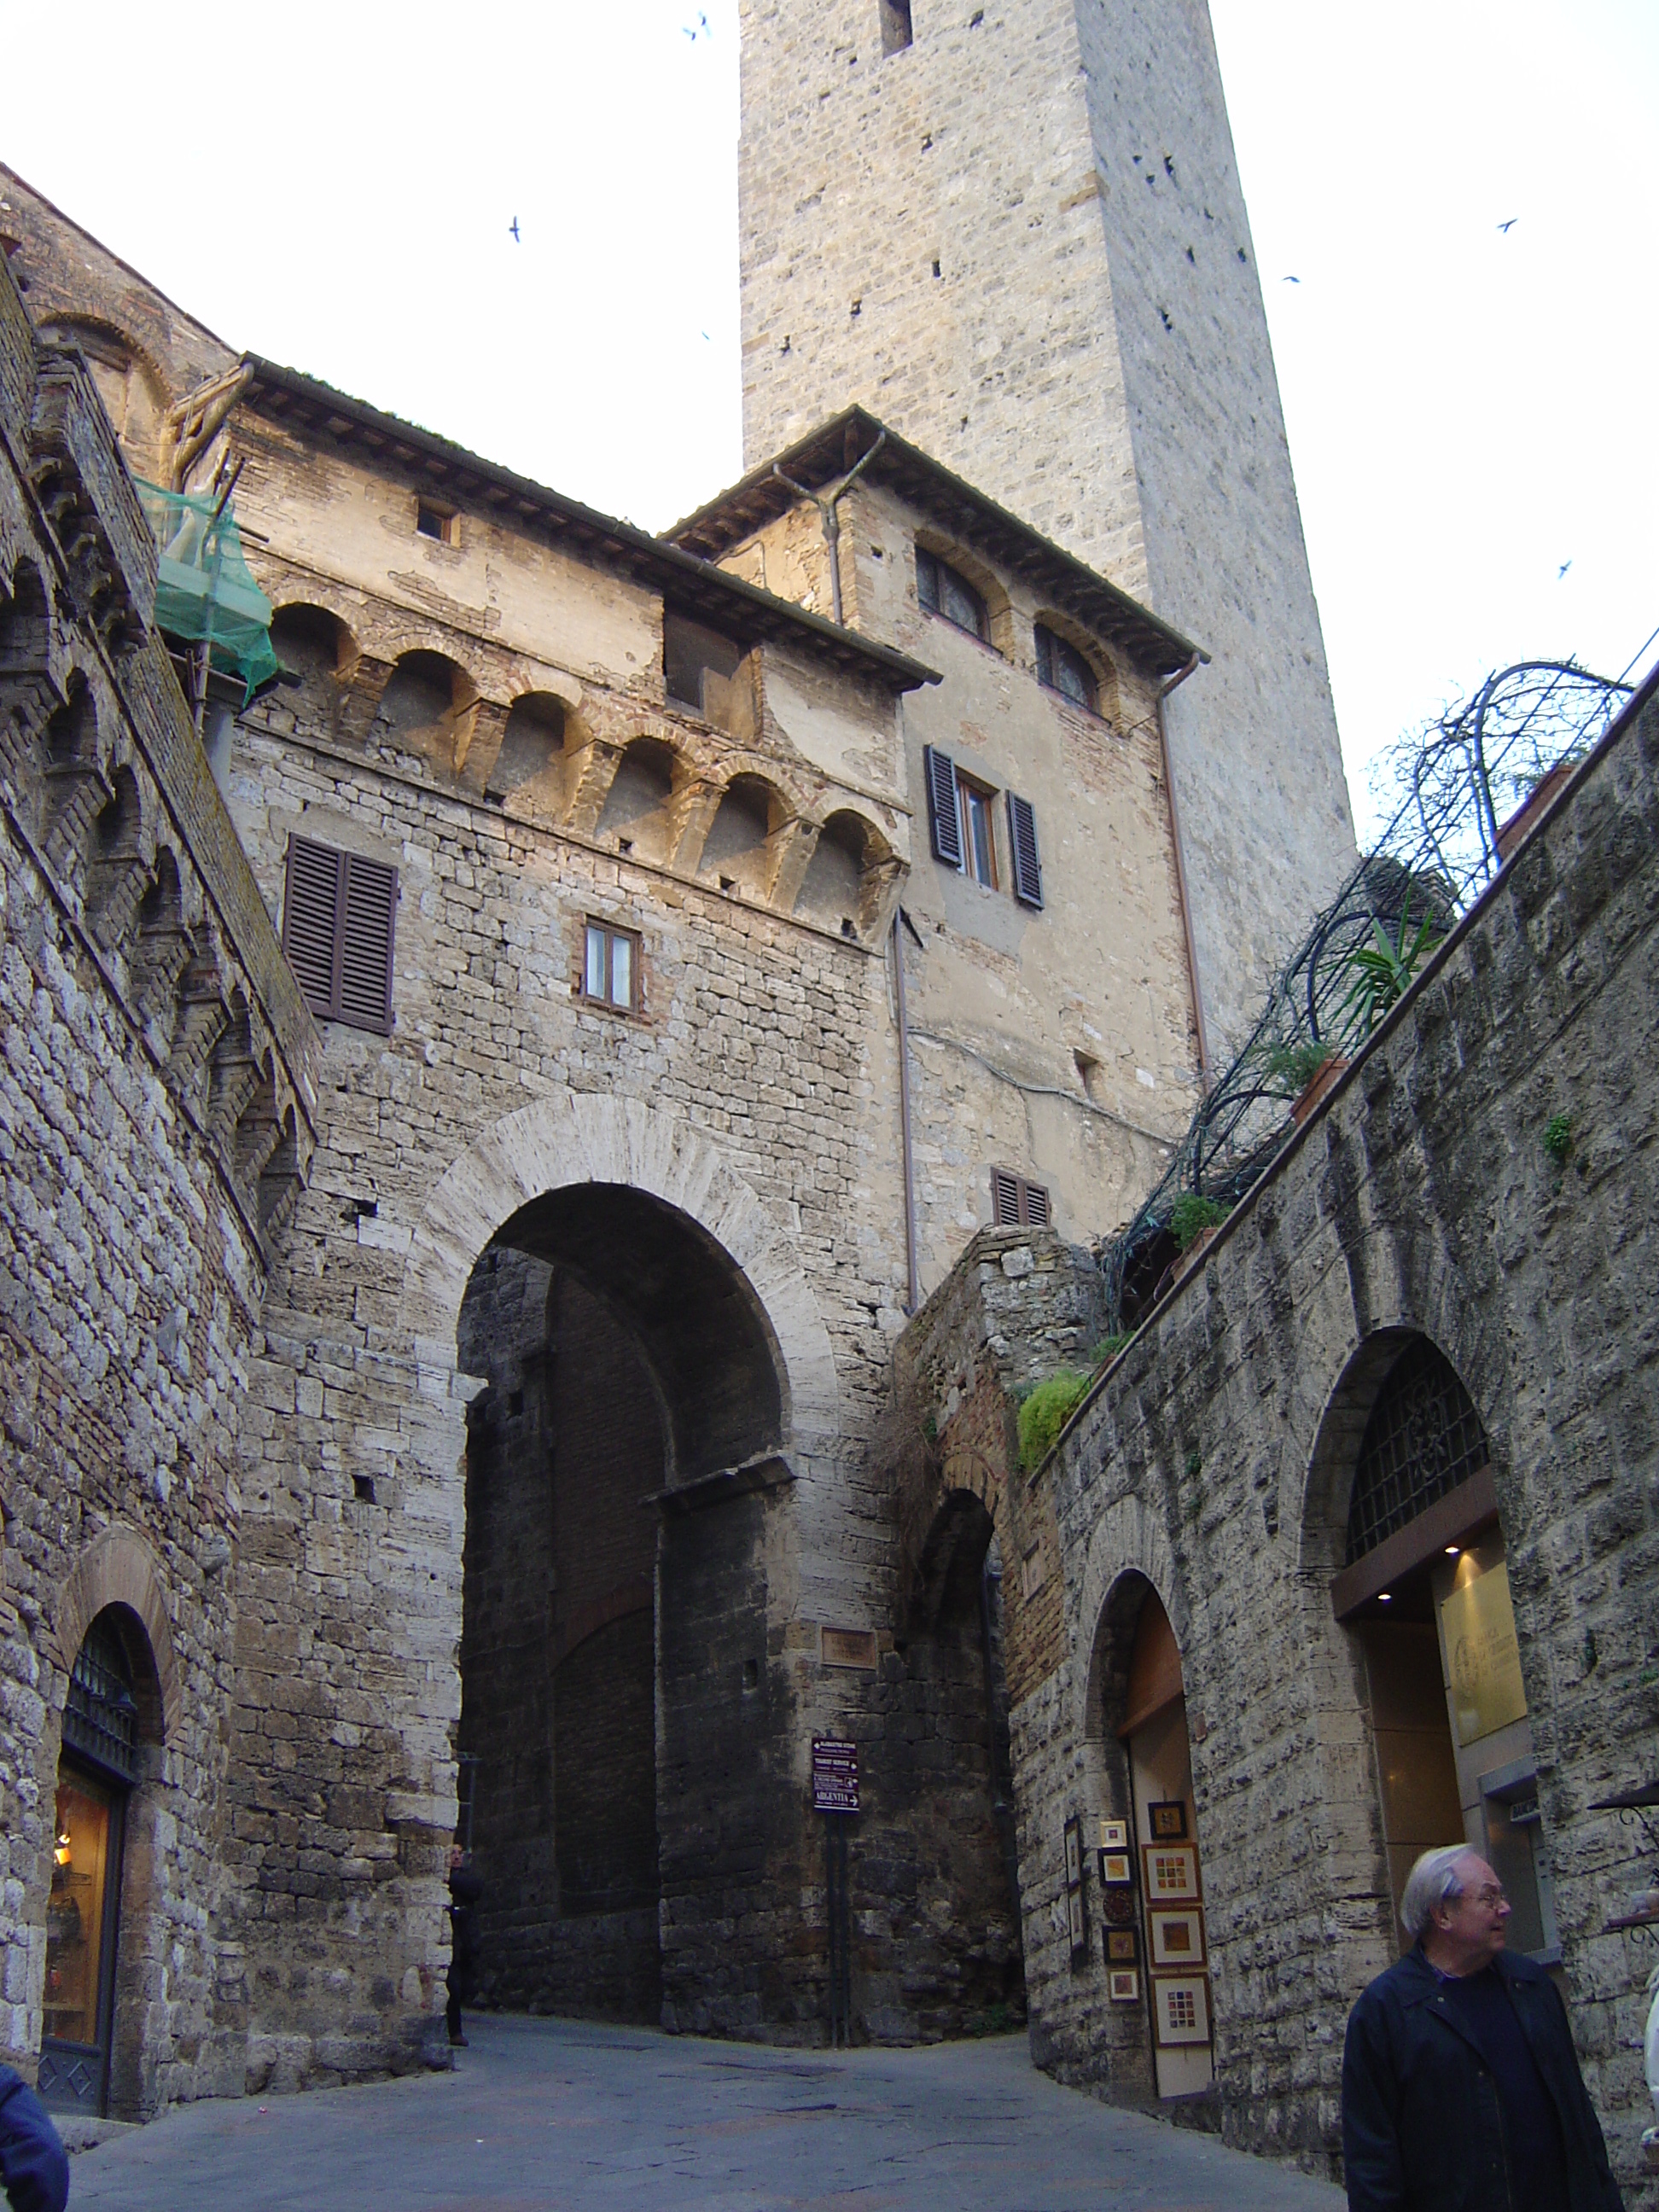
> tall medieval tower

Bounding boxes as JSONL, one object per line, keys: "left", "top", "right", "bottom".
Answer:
{"left": 737, "top": 0, "right": 1357, "bottom": 1055}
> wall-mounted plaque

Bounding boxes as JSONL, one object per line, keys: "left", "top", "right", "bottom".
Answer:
{"left": 1149, "top": 1906, "right": 1206, "bottom": 1970}
{"left": 1148, "top": 1800, "right": 1188, "bottom": 1842}
{"left": 1142, "top": 1842, "right": 1201, "bottom": 1904}
{"left": 1150, "top": 1971, "right": 1211, "bottom": 2047}
{"left": 820, "top": 1626, "right": 877, "bottom": 1671}
{"left": 1109, "top": 1967, "right": 1141, "bottom": 2004}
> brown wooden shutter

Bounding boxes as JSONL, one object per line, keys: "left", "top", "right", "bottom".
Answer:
{"left": 282, "top": 836, "right": 344, "bottom": 1018}
{"left": 281, "top": 835, "right": 398, "bottom": 1033}
{"left": 992, "top": 1169, "right": 1022, "bottom": 1225}
{"left": 924, "top": 745, "right": 963, "bottom": 869}
{"left": 1023, "top": 1179, "right": 1051, "bottom": 1227}
{"left": 1007, "top": 792, "right": 1043, "bottom": 909}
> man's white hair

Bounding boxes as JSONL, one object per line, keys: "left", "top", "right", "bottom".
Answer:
{"left": 1400, "top": 1844, "right": 1475, "bottom": 1939}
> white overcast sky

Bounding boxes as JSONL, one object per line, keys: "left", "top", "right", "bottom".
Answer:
{"left": 2, "top": 2, "right": 1654, "bottom": 835}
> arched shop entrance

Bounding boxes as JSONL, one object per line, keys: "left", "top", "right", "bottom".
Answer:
{"left": 1332, "top": 1336, "right": 1557, "bottom": 1959}
{"left": 38, "top": 1615, "right": 147, "bottom": 2116}
{"left": 1118, "top": 1586, "right": 1214, "bottom": 2097}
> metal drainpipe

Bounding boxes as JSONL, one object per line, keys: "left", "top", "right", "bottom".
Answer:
{"left": 1155, "top": 652, "right": 1213, "bottom": 1092}
{"left": 772, "top": 433, "right": 887, "bottom": 628}
{"left": 893, "top": 906, "right": 921, "bottom": 1314}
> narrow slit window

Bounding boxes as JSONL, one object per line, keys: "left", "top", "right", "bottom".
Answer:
{"left": 880, "top": 0, "right": 913, "bottom": 54}
{"left": 958, "top": 777, "right": 997, "bottom": 888}
{"left": 583, "top": 920, "right": 641, "bottom": 1013}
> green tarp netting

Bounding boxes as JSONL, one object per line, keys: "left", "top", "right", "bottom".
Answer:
{"left": 136, "top": 479, "right": 281, "bottom": 704}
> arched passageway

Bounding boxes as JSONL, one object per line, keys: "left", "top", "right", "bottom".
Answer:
{"left": 454, "top": 1184, "right": 788, "bottom": 2023}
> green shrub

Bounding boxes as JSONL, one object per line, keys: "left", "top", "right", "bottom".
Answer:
{"left": 1087, "top": 1334, "right": 1131, "bottom": 1367}
{"left": 1543, "top": 1112, "right": 1572, "bottom": 1165}
{"left": 1018, "top": 1370, "right": 1091, "bottom": 1473}
{"left": 1168, "top": 1192, "right": 1228, "bottom": 1252}
{"left": 1266, "top": 1039, "right": 1336, "bottom": 1092}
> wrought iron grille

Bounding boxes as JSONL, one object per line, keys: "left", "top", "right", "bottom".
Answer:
{"left": 61, "top": 1620, "right": 138, "bottom": 1782}
{"left": 1100, "top": 662, "right": 1632, "bottom": 1334}
{"left": 1344, "top": 1340, "right": 1489, "bottom": 1564}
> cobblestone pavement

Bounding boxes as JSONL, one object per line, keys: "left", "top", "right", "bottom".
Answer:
{"left": 69, "top": 2014, "right": 1343, "bottom": 2210}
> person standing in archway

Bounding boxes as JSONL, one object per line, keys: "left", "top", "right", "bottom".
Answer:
{"left": 1342, "top": 1844, "right": 1623, "bottom": 2209}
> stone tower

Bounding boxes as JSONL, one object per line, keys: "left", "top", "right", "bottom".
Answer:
{"left": 737, "top": 0, "right": 1357, "bottom": 1055}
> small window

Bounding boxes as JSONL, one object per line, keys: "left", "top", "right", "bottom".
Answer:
{"left": 916, "top": 548, "right": 987, "bottom": 643}
{"left": 282, "top": 835, "right": 399, "bottom": 1034}
{"left": 664, "top": 610, "right": 748, "bottom": 727}
{"left": 992, "top": 1170, "right": 1051, "bottom": 1228}
{"left": 416, "top": 499, "right": 459, "bottom": 547}
{"left": 583, "top": 919, "right": 640, "bottom": 1013}
{"left": 1035, "top": 624, "right": 1098, "bottom": 715}
{"left": 880, "top": 0, "right": 913, "bottom": 53}
{"left": 958, "top": 777, "right": 997, "bottom": 889}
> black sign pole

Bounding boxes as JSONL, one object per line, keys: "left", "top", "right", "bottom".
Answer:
{"left": 835, "top": 1816, "right": 851, "bottom": 2043}
{"left": 812, "top": 1738, "right": 859, "bottom": 2049}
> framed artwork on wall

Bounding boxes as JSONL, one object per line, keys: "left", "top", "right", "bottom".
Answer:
{"left": 1150, "top": 1972, "right": 1212, "bottom": 2047}
{"left": 1067, "top": 1883, "right": 1086, "bottom": 1956}
{"left": 1104, "top": 1929, "right": 1138, "bottom": 1964}
{"left": 1142, "top": 1842, "right": 1201, "bottom": 1904}
{"left": 1064, "top": 1814, "right": 1083, "bottom": 1891}
{"left": 1147, "top": 1800, "right": 1188, "bottom": 1842}
{"left": 1108, "top": 1967, "right": 1141, "bottom": 2004}
{"left": 1098, "top": 1851, "right": 1132, "bottom": 1886}
{"left": 1097, "top": 1818, "right": 1129, "bottom": 1852}
{"left": 1149, "top": 1906, "right": 1206, "bottom": 1970}
{"left": 1101, "top": 1886, "right": 1136, "bottom": 1928}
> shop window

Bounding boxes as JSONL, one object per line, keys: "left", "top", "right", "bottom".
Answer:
{"left": 282, "top": 835, "right": 399, "bottom": 1035}
{"left": 880, "top": 0, "right": 913, "bottom": 53}
{"left": 1035, "top": 623, "right": 1098, "bottom": 714}
{"left": 992, "top": 1169, "right": 1050, "bottom": 1227}
{"left": 917, "top": 547, "right": 988, "bottom": 643}
{"left": 584, "top": 918, "right": 640, "bottom": 1013}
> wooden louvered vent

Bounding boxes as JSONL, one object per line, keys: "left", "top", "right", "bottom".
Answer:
{"left": 992, "top": 1169, "right": 1051, "bottom": 1228}
{"left": 282, "top": 835, "right": 398, "bottom": 1034}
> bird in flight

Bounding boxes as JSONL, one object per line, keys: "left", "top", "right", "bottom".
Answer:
{"left": 509, "top": 218, "right": 521, "bottom": 242}
{"left": 1498, "top": 218, "right": 1517, "bottom": 233}
{"left": 1283, "top": 275, "right": 1301, "bottom": 284}
{"left": 684, "top": 10, "right": 708, "bottom": 37}
{"left": 1558, "top": 560, "right": 1572, "bottom": 579}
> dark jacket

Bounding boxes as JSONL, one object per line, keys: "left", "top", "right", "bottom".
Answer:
{"left": 0, "top": 2067, "right": 68, "bottom": 2212}
{"left": 1342, "top": 1946, "right": 1624, "bottom": 2212}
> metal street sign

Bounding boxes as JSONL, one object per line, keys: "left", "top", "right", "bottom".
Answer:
{"left": 812, "top": 1736, "right": 859, "bottom": 1814}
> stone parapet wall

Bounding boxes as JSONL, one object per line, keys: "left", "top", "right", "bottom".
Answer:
{"left": 1010, "top": 673, "right": 1659, "bottom": 2190}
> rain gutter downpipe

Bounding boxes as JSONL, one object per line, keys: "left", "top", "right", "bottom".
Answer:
{"left": 893, "top": 905, "right": 922, "bottom": 1314}
{"left": 772, "top": 433, "right": 887, "bottom": 627}
{"left": 1156, "top": 650, "right": 1213, "bottom": 1091}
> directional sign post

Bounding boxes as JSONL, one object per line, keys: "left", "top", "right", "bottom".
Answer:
{"left": 812, "top": 1738, "right": 858, "bottom": 2045}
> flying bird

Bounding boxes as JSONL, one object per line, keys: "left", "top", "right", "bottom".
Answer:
{"left": 1498, "top": 218, "right": 1517, "bottom": 233}
{"left": 1558, "top": 561, "right": 1572, "bottom": 579}
{"left": 1283, "top": 275, "right": 1301, "bottom": 284}
{"left": 509, "top": 218, "right": 521, "bottom": 242}
{"left": 684, "top": 10, "right": 708, "bottom": 37}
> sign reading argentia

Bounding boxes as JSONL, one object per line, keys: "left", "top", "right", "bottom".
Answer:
{"left": 812, "top": 1737, "right": 859, "bottom": 1813}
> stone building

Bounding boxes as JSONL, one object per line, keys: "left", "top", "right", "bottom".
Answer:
{"left": 904, "top": 672, "right": 1659, "bottom": 2192}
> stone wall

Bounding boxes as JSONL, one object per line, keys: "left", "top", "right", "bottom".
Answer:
{"left": 1009, "top": 672, "right": 1659, "bottom": 2191}
{"left": 0, "top": 251, "right": 317, "bottom": 2113}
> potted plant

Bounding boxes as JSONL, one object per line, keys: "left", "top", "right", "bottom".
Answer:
{"left": 1339, "top": 900, "right": 1442, "bottom": 1040}
{"left": 1268, "top": 1039, "right": 1350, "bottom": 1128}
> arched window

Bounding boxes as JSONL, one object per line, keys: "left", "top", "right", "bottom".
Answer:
{"left": 916, "top": 547, "right": 987, "bottom": 642}
{"left": 1345, "top": 1339, "right": 1490, "bottom": 1564}
{"left": 1034, "top": 624, "right": 1098, "bottom": 714}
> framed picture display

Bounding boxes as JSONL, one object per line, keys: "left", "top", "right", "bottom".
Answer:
{"left": 1147, "top": 1800, "right": 1188, "bottom": 1842}
{"left": 1150, "top": 1971, "right": 1211, "bottom": 2047}
{"left": 1108, "top": 1967, "right": 1141, "bottom": 2005}
{"left": 1148, "top": 1906, "right": 1206, "bottom": 1970}
{"left": 1142, "top": 1841, "right": 1201, "bottom": 1904}
{"left": 1097, "top": 1818, "right": 1129, "bottom": 1853}
{"left": 1067, "top": 1883, "right": 1086, "bottom": 1956}
{"left": 1101, "top": 1886, "right": 1136, "bottom": 1928}
{"left": 1104, "top": 1929, "right": 1138, "bottom": 1965}
{"left": 1097, "top": 1850, "right": 1132, "bottom": 1887}
{"left": 1063, "top": 1815, "right": 1083, "bottom": 1892}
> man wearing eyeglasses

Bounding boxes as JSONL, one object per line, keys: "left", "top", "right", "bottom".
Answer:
{"left": 1342, "top": 1844, "right": 1624, "bottom": 2210}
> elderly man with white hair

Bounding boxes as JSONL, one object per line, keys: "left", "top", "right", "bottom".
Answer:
{"left": 1342, "top": 1843, "right": 1623, "bottom": 2210}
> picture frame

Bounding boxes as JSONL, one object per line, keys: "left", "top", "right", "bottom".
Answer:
{"left": 1104, "top": 1929, "right": 1138, "bottom": 1964}
{"left": 1142, "top": 1841, "right": 1201, "bottom": 1904}
{"left": 1067, "top": 1883, "right": 1086, "bottom": 1956}
{"left": 1148, "top": 1905, "right": 1206, "bottom": 1970}
{"left": 1097, "top": 1850, "right": 1132, "bottom": 1887}
{"left": 1147, "top": 1799, "right": 1188, "bottom": 1842}
{"left": 1101, "top": 1886, "right": 1137, "bottom": 1928}
{"left": 1150, "top": 1971, "right": 1211, "bottom": 2047}
{"left": 1108, "top": 1967, "right": 1141, "bottom": 2004}
{"left": 1097, "top": 1818, "right": 1129, "bottom": 1853}
{"left": 1063, "top": 1814, "right": 1083, "bottom": 1892}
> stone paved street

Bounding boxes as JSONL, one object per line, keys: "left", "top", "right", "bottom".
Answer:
{"left": 68, "top": 2015, "right": 1343, "bottom": 2209}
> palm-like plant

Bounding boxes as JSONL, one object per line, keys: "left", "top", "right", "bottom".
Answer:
{"left": 1340, "top": 903, "right": 1441, "bottom": 1039}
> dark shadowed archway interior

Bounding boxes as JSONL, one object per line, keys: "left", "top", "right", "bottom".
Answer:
{"left": 455, "top": 1185, "right": 785, "bottom": 2023}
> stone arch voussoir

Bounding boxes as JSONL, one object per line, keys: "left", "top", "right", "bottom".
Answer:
{"left": 403, "top": 1092, "right": 841, "bottom": 1455}
{"left": 49, "top": 1524, "right": 183, "bottom": 1742}
{"left": 1073, "top": 1493, "right": 1185, "bottom": 1749}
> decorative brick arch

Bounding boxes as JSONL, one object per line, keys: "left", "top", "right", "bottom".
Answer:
{"left": 49, "top": 1524, "right": 183, "bottom": 1743}
{"left": 401, "top": 1092, "right": 841, "bottom": 1456}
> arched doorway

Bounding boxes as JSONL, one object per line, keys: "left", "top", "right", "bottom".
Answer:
{"left": 1117, "top": 1587, "right": 1214, "bottom": 2098}
{"left": 1331, "top": 1336, "right": 1557, "bottom": 1958}
{"left": 455, "top": 1183, "right": 788, "bottom": 2023}
{"left": 38, "top": 1610, "right": 155, "bottom": 2117}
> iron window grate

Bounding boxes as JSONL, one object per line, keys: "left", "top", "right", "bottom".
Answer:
{"left": 61, "top": 1620, "right": 138, "bottom": 1783}
{"left": 1345, "top": 1339, "right": 1489, "bottom": 1564}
